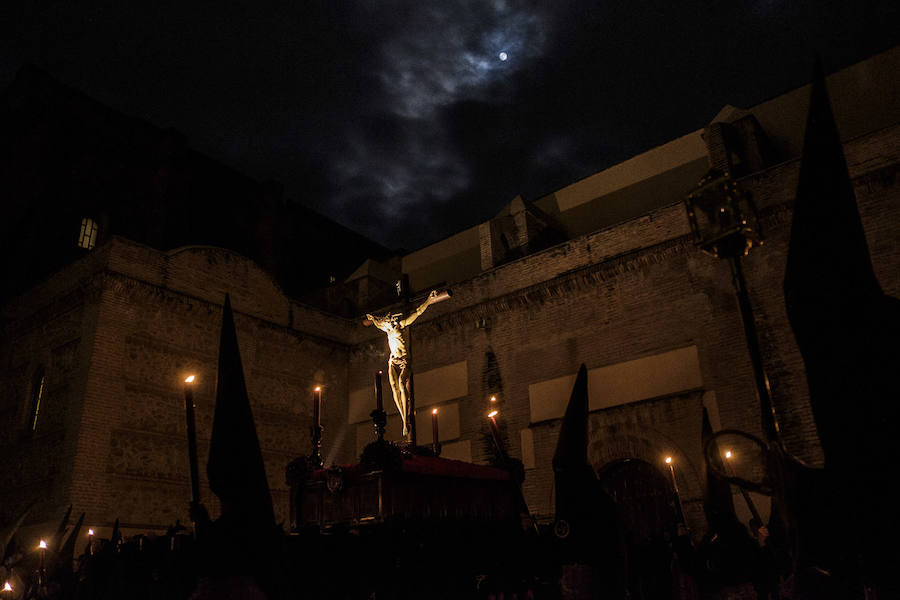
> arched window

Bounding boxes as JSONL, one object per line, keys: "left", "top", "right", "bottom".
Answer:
{"left": 29, "top": 367, "right": 46, "bottom": 432}
{"left": 78, "top": 217, "right": 100, "bottom": 250}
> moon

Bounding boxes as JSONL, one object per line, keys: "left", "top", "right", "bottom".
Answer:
{"left": 498, "top": 51, "right": 508, "bottom": 61}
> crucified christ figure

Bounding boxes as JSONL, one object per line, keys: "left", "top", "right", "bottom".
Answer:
{"left": 366, "top": 290, "right": 440, "bottom": 439}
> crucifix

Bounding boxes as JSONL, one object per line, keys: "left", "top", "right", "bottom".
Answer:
{"left": 365, "top": 276, "right": 451, "bottom": 445}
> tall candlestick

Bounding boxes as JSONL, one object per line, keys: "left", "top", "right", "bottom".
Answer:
{"left": 183, "top": 375, "right": 201, "bottom": 506}
{"left": 374, "top": 371, "right": 383, "bottom": 412}
{"left": 310, "top": 386, "right": 324, "bottom": 468}
{"left": 432, "top": 408, "right": 439, "bottom": 453}
{"left": 665, "top": 456, "right": 679, "bottom": 492}
{"left": 488, "top": 411, "right": 504, "bottom": 456}
{"left": 665, "top": 456, "right": 685, "bottom": 524}
{"left": 725, "top": 450, "right": 763, "bottom": 526}
{"left": 314, "top": 386, "right": 322, "bottom": 427}
{"left": 38, "top": 539, "right": 47, "bottom": 586}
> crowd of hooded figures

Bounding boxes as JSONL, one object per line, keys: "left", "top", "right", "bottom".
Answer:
{"left": 0, "top": 512, "right": 198, "bottom": 600}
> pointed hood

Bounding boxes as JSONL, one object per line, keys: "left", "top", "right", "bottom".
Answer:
{"left": 1, "top": 502, "right": 32, "bottom": 563}
{"left": 207, "top": 294, "right": 275, "bottom": 525}
{"left": 701, "top": 407, "right": 739, "bottom": 533}
{"left": 779, "top": 60, "right": 900, "bottom": 581}
{"left": 110, "top": 518, "right": 120, "bottom": 546}
{"left": 781, "top": 59, "right": 899, "bottom": 469}
{"left": 54, "top": 511, "right": 84, "bottom": 575}
{"left": 553, "top": 364, "right": 589, "bottom": 473}
{"left": 52, "top": 505, "right": 72, "bottom": 553}
{"left": 551, "top": 365, "right": 624, "bottom": 571}
{"left": 784, "top": 59, "right": 880, "bottom": 309}
{"left": 552, "top": 365, "right": 592, "bottom": 538}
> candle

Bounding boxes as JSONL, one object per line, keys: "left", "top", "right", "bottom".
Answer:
{"left": 39, "top": 539, "right": 47, "bottom": 585}
{"left": 665, "top": 456, "right": 679, "bottom": 493}
{"left": 487, "top": 411, "right": 503, "bottom": 454}
{"left": 374, "top": 371, "right": 383, "bottom": 412}
{"left": 183, "top": 375, "right": 200, "bottom": 505}
{"left": 88, "top": 528, "right": 95, "bottom": 555}
{"left": 314, "top": 386, "right": 322, "bottom": 427}
{"left": 725, "top": 450, "right": 763, "bottom": 527}
{"left": 724, "top": 450, "right": 738, "bottom": 476}
{"left": 432, "top": 408, "right": 439, "bottom": 447}
{"left": 665, "top": 456, "right": 686, "bottom": 524}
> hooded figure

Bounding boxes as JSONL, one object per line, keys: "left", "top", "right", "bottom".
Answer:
{"left": 552, "top": 365, "right": 626, "bottom": 598}
{"left": 193, "top": 295, "right": 285, "bottom": 599}
{"left": 783, "top": 61, "right": 900, "bottom": 590}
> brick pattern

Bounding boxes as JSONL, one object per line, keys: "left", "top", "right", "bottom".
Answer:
{"left": 4, "top": 123, "right": 898, "bottom": 542}
{"left": 2, "top": 240, "right": 349, "bottom": 531}
{"left": 345, "top": 124, "right": 900, "bottom": 533}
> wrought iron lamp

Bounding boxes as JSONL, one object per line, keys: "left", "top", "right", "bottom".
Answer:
{"left": 684, "top": 169, "right": 781, "bottom": 444}
{"left": 684, "top": 169, "right": 763, "bottom": 259}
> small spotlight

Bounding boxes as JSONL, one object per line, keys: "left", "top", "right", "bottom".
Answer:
{"left": 665, "top": 456, "right": 672, "bottom": 464}
{"left": 488, "top": 410, "right": 498, "bottom": 418}
{"left": 185, "top": 375, "right": 195, "bottom": 383}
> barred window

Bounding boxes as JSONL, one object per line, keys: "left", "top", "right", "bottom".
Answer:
{"left": 78, "top": 217, "right": 100, "bottom": 250}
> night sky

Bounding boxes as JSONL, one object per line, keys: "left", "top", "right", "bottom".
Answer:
{"left": 2, "top": 1, "right": 898, "bottom": 251}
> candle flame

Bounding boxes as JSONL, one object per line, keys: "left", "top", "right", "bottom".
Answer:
{"left": 314, "top": 386, "right": 321, "bottom": 392}
{"left": 432, "top": 408, "right": 438, "bottom": 414}
{"left": 725, "top": 450, "right": 733, "bottom": 459}
{"left": 490, "top": 396, "right": 497, "bottom": 402}
{"left": 185, "top": 375, "right": 195, "bottom": 383}
{"left": 488, "top": 410, "right": 498, "bottom": 418}
{"left": 39, "top": 540, "right": 47, "bottom": 549}
{"left": 665, "top": 456, "right": 672, "bottom": 464}
{"left": 377, "top": 370, "right": 383, "bottom": 375}
{"left": 3, "top": 581, "right": 12, "bottom": 592}
{"left": 88, "top": 529, "right": 94, "bottom": 536}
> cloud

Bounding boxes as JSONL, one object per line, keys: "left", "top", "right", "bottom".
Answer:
{"left": 3, "top": 0, "right": 899, "bottom": 251}
{"left": 304, "top": 0, "right": 554, "bottom": 247}
{"left": 375, "top": 1, "right": 548, "bottom": 119}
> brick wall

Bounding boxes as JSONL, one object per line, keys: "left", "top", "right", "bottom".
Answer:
{"left": 4, "top": 121, "right": 898, "bottom": 542}
{"left": 0, "top": 248, "right": 109, "bottom": 527}
{"left": 345, "top": 123, "right": 900, "bottom": 535}
{"left": 3, "top": 239, "right": 350, "bottom": 533}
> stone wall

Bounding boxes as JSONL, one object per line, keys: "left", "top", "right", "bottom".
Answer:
{"left": 2, "top": 238, "right": 352, "bottom": 532}
{"left": 0, "top": 248, "right": 109, "bottom": 527}
{"left": 4, "top": 118, "right": 898, "bottom": 541}
{"left": 346, "top": 122, "right": 900, "bottom": 535}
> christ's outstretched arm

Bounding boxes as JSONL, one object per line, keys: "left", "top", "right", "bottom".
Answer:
{"left": 400, "top": 290, "right": 440, "bottom": 328}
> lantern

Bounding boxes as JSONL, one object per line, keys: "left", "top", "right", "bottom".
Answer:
{"left": 684, "top": 169, "right": 762, "bottom": 258}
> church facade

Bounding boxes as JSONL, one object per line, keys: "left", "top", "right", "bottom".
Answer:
{"left": 2, "top": 46, "right": 899, "bottom": 541}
